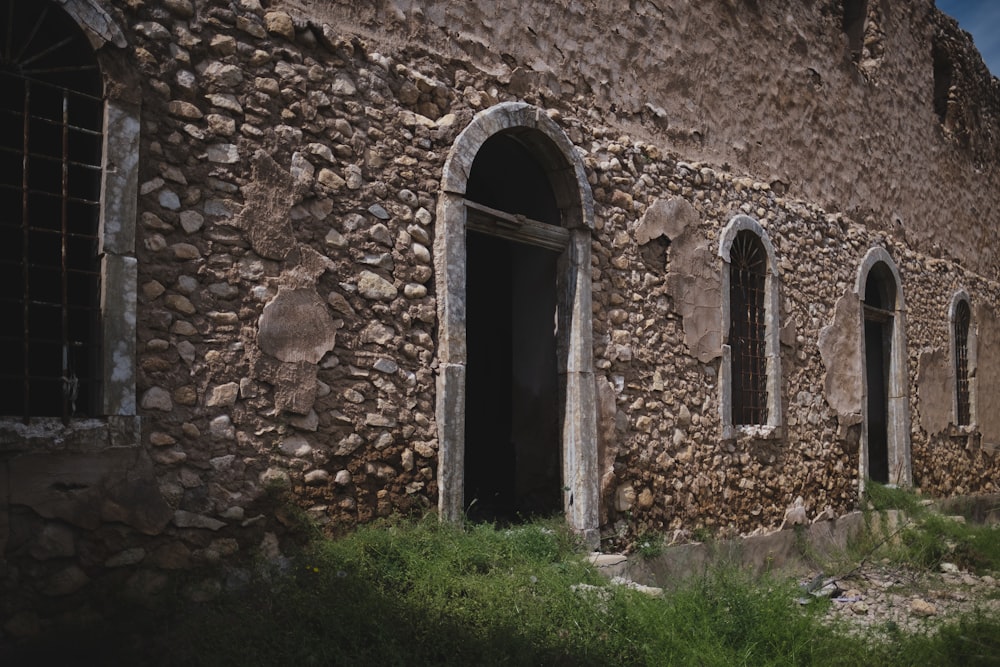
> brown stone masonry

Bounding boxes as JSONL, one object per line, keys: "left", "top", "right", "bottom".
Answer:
{"left": 2, "top": 0, "right": 1000, "bottom": 633}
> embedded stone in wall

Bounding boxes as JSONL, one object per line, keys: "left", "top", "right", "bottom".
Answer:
{"left": 290, "top": 410, "right": 319, "bottom": 431}
{"left": 207, "top": 382, "right": 240, "bottom": 407}
{"left": 141, "top": 387, "right": 173, "bottom": 411}
{"left": 358, "top": 270, "right": 398, "bottom": 301}
{"left": 106, "top": 548, "right": 146, "bottom": 568}
{"left": 305, "top": 469, "right": 330, "bottom": 486}
{"left": 334, "top": 433, "right": 363, "bottom": 457}
{"left": 635, "top": 196, "right": 699, "bottom": 245}
{"left": 818, "top": 292, "right": 863, "bottom": 428}
{"left": 258, "top": 287, "right": 338, "bottom": 364}
{"left": 101, "top": 472, "right": 175, "bottom": 536}
{"left": 209, "top": 415, "right": 236, "bottom": 440}
{"left": 8, "top": 450, "right": 172, "bottom": 534}
{"left": 916, "top": 348, "right": 952, "bottom": 436}
{"left": 206, "top": 143, "right": 240, "bottom": 164}
{"left": 280, "top": 434, "right": 312, "bottom": 457}
{"left": 173, "top": 510, "right": 226, "bottom": 531}
{"left": 43, "top": 565, "right": 89, "bottom": 597}
{"left": 615, "top": 484, "right": 636, "bottom": 512}
{"left": 260, "top": 468, "right": 291, "bottom": 488}
{"left": 264, "top": 11, "right": 295, "bottom": 40}
{"left": 327, "top": 290, "right": 355, "bottom": 316}
{"left": 29, "top": 523, "right": 76, "bottom": 560}
{"left": 288, "top": 246, "right": 338, "bottom": 286}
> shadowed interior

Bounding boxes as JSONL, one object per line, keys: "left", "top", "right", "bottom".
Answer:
{"left": 464, "top": 131, "right": 562, "bottom": 522}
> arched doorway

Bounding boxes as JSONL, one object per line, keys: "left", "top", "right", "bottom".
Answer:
{"left": 434, "top": 103, "right": 598, "bottom": 544}
{"left": 863, "top": 263, "right": 894, "bottom": 483}
{"left": 857, "top": 248, "right": 911, "bottom": 488}
{"left": 464, "top": 132, "right": 562, "bottom": 521}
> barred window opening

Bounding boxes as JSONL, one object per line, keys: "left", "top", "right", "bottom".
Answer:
{"left": 729, "top": 230, "right": 767, "bottom": 426}
{"left": 0, "top": 0, "right": 104, "bottom": 422}
{"left": 954, "top": 299, "right": 971, "bottom": 426}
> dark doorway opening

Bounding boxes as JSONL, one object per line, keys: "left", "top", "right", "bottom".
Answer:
{"left": 465, "top": 232, "right": 560, "bottom": 521}
{"left": 463, "top": 131, "right": 563, "bottom": 523}
{"left": 863, "top": 265, "right": 894, "bottom": 484}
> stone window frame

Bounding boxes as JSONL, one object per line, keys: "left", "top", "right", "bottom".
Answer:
{"left": 0, "top": 0, "right": 138, "bottom": 449}
{"left": 949, "top": 289, "right": 977, "bottom": 432}
{"left": 856, "top": 247, "right": 912, "bottom": 488}
{"left": 433, "top": 102, "right": 599, "bottom": 546}
{"left": 718, "top": 215, "right": 782, "bottom": 440}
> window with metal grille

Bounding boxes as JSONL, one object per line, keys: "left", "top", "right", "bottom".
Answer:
{"left": 954, "top": 298, "right": 971, "bottom": 426}
{"left": 0, "top": 0, "right": 104, "bottom": 421}
{"left": 729, "top": 229, "right": 767, "bottom": 426}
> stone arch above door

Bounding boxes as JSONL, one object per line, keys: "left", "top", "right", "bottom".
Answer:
{"left": 433, "top": 102, "right": 598, "bottom": 545}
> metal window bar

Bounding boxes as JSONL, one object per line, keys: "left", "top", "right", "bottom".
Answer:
{"left": 729, "top": 230, "right": 768, "bottom": 426}
{"left": 2, "top": 69, "right": 102, "bottom": 422}
{"left": 955, "top": 300, "right": 971, "bottom": 426}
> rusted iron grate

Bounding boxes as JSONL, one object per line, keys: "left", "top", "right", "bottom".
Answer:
{"left": 954, "top": 299, "right": 971, "bottom": 426}
{"left": 0, "top": 0, "right": 103, "bottom": 422}
{"left": 729, "top": 230, "right": 767, "bottom": 426}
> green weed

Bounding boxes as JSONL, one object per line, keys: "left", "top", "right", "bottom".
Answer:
{"left": 901, "top": 513, "right": 1000, "bottom": 573}
{"left": 6, "top": 513, "right": 1000, "bottom": 666}
{"left": 634, "top": 529, "right": 666, "bottom": 559}
{"left": 863, "top": 481, "right": 927, "bottom": 516}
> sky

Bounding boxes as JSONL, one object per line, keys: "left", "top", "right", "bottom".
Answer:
{"left": 936, "top": 0, "right": 1000, "bottom": 76}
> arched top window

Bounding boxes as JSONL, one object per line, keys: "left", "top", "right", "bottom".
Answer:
{"left": 0, "top": 0, "right": 138, "bottom": 450}
{"left": 864, "top": 262, "right": 897, "bottom": 312}
{"left": 465, "top": 131, "right": 562, "bottom": 227}
{"left": 0, "top": 1, "right": 103, "bottom": 92}
{"left": 950, "top": 291, "right": 975, "bottom": 428}
{"left": 729, "top": 230, "right": 768, "bottom": 425}
{"left": 1, "top": 0, "right": 105, "bottom": 421}
{"left": 719, "top": 215, "right": 781, "bottom": 436}
{"left": 855, "top": 247, "right": 905, "bottom": 309}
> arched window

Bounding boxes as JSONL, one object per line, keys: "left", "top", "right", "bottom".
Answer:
{"left": 1, "top": 1, "right": 103, "bottom": 420}
{"left": 0, "top": 0, "right": 137, "bottom": 428}
{"left": 729, "top": 230, "right": 767, "bottom": 425}
{"left": 719, "top": 216, "right": 781, "bottom": 437}
{"left": 950, "top": 292, "right": 975, "bottom": 428}
{"left": 954, "top": 301, "right": 971, "bottom": 425}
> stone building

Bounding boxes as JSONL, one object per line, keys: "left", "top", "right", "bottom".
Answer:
{"left": 2, "top": 0, "right": 1000, "bottom": 630}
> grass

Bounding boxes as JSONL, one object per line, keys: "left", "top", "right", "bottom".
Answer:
{"left": 5, "top": 509, "right": 1000, "bottom": 666}
{"left": 152, "top": 516, "right": 859, "bottom": 666}
{"left": 852, "top": 482, "right": 1000, "bottom": 574}
{"left": 869, "top": 615, "right": 1000, "bottom": 667}
{"left": 863, "top": 480, "right": 929, "bottom": 517}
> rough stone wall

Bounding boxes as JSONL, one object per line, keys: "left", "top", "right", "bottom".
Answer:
{"left": 288, "top": 0, "right": 1000, "bottom": 280}
{"left": 4, "top": 0, "right": 1000, "bottom": 635}
{"left": 585, "top": 152, "right": 1000, "bottom": 539}
{"left": 131, "top": 1, "right": 451, "bottom": 530}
